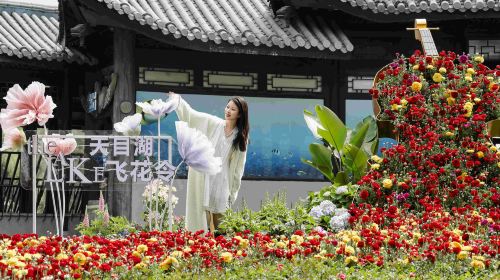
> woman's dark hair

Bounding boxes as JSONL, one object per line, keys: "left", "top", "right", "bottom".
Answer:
{"left": 229, "top": 96, "right": 249, "bottom": 152}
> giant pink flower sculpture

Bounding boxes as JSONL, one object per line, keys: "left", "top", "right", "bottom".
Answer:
{"left": 0, "top": 82, "right": 56, "bottom": 130}
{"left": 43, "top": 134, "right": 77, "bottom": 156}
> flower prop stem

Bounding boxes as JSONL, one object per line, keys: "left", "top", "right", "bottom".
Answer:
{"left": 155, "top": 116, "right": 161, "bottom": 230}
{"left": 159, "top": 160, "right": 183, "bottom": 231}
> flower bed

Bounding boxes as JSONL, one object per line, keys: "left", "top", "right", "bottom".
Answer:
{"left": 0, "top": 227, "right": 498, "bottom": 279}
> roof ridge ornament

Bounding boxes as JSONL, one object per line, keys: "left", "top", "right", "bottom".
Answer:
{"left": 406, "top": 19, "right": 439, "bottom": 57}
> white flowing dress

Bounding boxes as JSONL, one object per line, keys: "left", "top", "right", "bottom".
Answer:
{"left": 174, "top": 96, "right": 247, "bottom": 231}
{"left": 203, "top": 125, "right": 237, "bottom": 214}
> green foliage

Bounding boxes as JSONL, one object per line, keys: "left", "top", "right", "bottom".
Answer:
{"left": 218, "top": 192, "right": 315, "bottom": 235}
{"left": 307, "top": 184, "right": 358, "bottom": 210}
{"left": 302, "top": 105, "right": 378, "bottom": 185}
{"left": 76, "top": 208, "right": 137, "bottom": 237}
{"left": 113, "top": 257, "right": 499, "bottom": 280}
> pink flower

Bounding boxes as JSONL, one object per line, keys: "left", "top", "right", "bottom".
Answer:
{"left": 43, "top": 134, "right": 77, "bottom": 156}
{"left": 99, "top": 191, "right": 105, "bottom": 212}
{"left": 82, "top": 210, "right": 90, "bottom": 227}
{"left": 0, "top": 82, "right": 56, "bottom": 130}
{"left": 0, "top": 128, "right": 26, "bottom": 151}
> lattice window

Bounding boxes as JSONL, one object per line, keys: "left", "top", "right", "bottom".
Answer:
{"left": 468, "top": 40, "right": 500, "bottom": 60}
{"left": 347, "top": 76, "right": 374, "bottom": 94}
{"left": 203, "top": 71, "right": 258, "bottom": 90}
{"left": 138, "top": 67, "right": 194, "bottom": 87}
{"left": 267, "top": 74, "right": 322, "bottom": 93}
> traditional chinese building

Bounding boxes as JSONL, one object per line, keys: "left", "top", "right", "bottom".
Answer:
{"left": 1, "top": 0, "right": 500, "bottom": 233}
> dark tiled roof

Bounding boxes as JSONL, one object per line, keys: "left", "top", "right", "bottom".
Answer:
{"left": 341, "top": 0, "right": 500, "bottom": 15}
{"left": 96, "top": 0, "right": 353, "bottom": 53}
{"left": 0, "top": 4, "right": 95, "bottom": 64}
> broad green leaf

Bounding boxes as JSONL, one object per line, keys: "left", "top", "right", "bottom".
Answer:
{"left": 334, "top": 171, "right": 347, "bottom": 186}
{"left": 315, "top": 105, "right": 347, "bottom": 151}
{"left": 301, "top": 143, "right": 334, "bottom": 181}
{"left": 342, "top": 144, "right": 369, "bottom": 182}
{"left": 303, "top": 109, "right": 324, "bottom": 139}
{"left": 350, "top": 116, "right": 377, "bottom": 149}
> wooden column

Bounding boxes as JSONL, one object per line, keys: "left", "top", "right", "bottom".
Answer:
{"left": 110, "top": 28, "right": 136, "bottom": 219}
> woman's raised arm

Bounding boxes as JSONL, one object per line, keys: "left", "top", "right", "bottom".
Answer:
{"left": 169, "top": 92, "right": 222, "bottom": 133}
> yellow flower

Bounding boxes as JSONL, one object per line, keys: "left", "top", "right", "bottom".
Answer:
{"left": 467, "top": 68, "right": 475, "bottom": 75}
{"left": 291, "top": 235, "right": 304, "bottom": 245}
{"left": 462, "top": 246, "right": 473, "bottom": 251}
{"left": 450, "top": 242, "right": 462, "bottom": 250}
{"left": 132, "top": 251, "right": 141, "bottom": 258}
{"left": 345, "top": 256, "right": 358, "bottom": 266}
{"left": 457, "top": 251, "right": 468, "bottom": 260}
{"left": 171, "top": 251, "right": 183, "bottom": 258}
{"left": 445, "top": 131, "right": 454, "bottom": 138}
{"left": 432, "top": 73, "right": 444, "bottom": 83}
{"left": 497, "top": 162, "right": 500, "bottom": 168}
{"left": 382, "top": 179, "right": 393, "bottom": 189}
{"left": 371, "top": 155, "right": 383, "bottom": 163}
{"left": 447, "top": 96, "right": 456, "bottom": 105}
{"left": 426, "top": 65, "right": 434, "bottom": 70}
{"left": 412, "top": 64, "right": 419, "bottom": 71}
{"left": 146, "top": 237, "right": 157, "bottom": 243}
{"left": 56, "top": 253, "right": 68, "bottom": 261}
{"left": 137, "top": 244, "right": 148, "bottom": 253}
{"left": 391, "top": 104, "right": 401, "bottom": 111}
{"left": 7, "top": 257, "right": 18, "bottom": 266}
{"left": 6, "top": 250, "right": 16, "bottom": 258}
{"left": 73, "top": 252, "right": 86, "bottom": 266}
{"left": 345, "top": 246, "right": 355, "bottom": 255}
{"left": 276, "top": 241, "right": 286, "bottom": 248}
{"left": 474, "top": 55, "right": 484, "bottom": 63}
{"left": 239, "top": 239, "right": 249, "bottom": 249}
{"left": 371, "top": 163, "right": 380, "bottom": 170}
{"left": 15, "top": 269, "right": 27, "bottom": 279}
{"left": 236, "top": 250, "right": 243, "bottom": 256}
{"left": 401, "top": 99, "right": 408, "bottom": 106}
{"left": 183, "top": 247, "right": 192, "bottom": 253}
{"left": 221, "top": 252, "right": 233, "bottom": 263}
{"left": 470, "top": 260, "right": 485, "bottom": 269}
{"left": 159, "top": 256, "right": 179, "bottom": 270}
{"left": 489, "top": 146, "right": 497, "bottom": 152}
{"left": 439, "top": 67, "right": 447, "bottom": 74}
{"left": 465, "top": 75, "right": 473, "bottom": 82}
{"left": 134, "top": 262, "right": 147, "bottom": 270}
{"left": 476, "top": 151, "right": 484, "bottom": 158}
{"left": 411, "top": 81, "right": 422, "bottom": 92}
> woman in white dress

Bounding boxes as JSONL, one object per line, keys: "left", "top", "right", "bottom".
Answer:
{"left": 169, "top": 92, "right": 249, "bottom": 232}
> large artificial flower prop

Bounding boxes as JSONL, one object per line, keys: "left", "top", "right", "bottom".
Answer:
{"left": 0, "top": 128, "right": 26, "bottom": 151}
{"left": 0, "top": 81, "right": 76, "bottom": 237}
{"left": 113, "top": 113, "right": 142, "bottom": 136}
{"left": 43, "top": 134, "right": 78, "bottom": 156}
{"left": 0, "top": 82, "right": 56, "bottom": 130}
{"left": 175, "top": 121, "right": 222, "bottom": 175}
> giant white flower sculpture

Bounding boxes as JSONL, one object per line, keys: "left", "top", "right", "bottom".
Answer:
{"left": 0, "top": 82, "right": 56, "bottom": 130}
{"left": 114, "top": 113, "right": 142, "bottom": 136}
{"left": 0, "top": 128, "right": 26, "bottom": 151}
{"left": 175, "top": 121, "right": 222, "bottom": 175}
{"left": 136, "top": 98, "right": 178, "bottom": 118}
